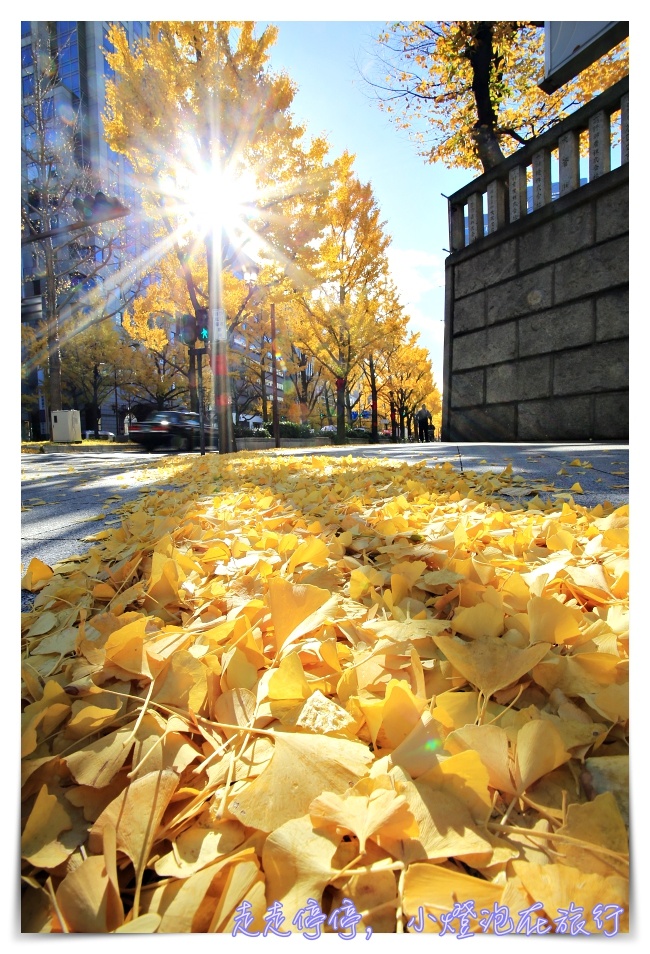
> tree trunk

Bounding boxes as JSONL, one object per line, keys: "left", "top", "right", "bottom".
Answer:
{"left": 389, "top": 393, "right": 397, "bottom": 441}
{"left": 467, "top": 21, "right": 507, "bottom": 172}
{"left": 336, "top": 373, "right": 346, "bottom": 444}
{"left": 261, "top": 357, "right": 269, "bottom": 422}
{"left": 44, "top": 238, "right": 62, "bottom": 421}
{"left": 324, "top": 385, "right": 334, "bottom": 424}
{"left": 299, "top": 370, "right": 309, "bottom": 424}
{"left": 368, "top": 354, "right": 379, "bottom": 442}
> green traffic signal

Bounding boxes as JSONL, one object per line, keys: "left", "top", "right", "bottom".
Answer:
{"left": 196, "top": 307, "right": 209, "bottom": 343}
{"left": 176, "top": 309, "right": 210, "bottom": 347}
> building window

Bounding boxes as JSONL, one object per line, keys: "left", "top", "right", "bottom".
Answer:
{"left": 21, "top": 44, "right": 33, "bottom": 69}
{"left": 21, "top": 21, "right": 31, "bottom": 38}
{"left": 22, "top": 73, "right": 34, "bottom": 98}
{"left": 103, "top": 26, "right": 115, "bottom": 78}
{"left": 55, "top": 23, "right": 81, "bottom": 96}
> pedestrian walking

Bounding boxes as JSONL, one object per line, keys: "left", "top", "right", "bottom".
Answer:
{"left": 416, "top": 405, "right": 432, "bottom": 442}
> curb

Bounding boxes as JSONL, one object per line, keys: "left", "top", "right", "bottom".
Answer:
{"left": 21, "top": 443, "right": 142, "bottom": 454}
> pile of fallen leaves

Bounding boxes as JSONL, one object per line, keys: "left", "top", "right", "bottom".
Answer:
{"left": 21, "top": 453, "right": 629, "bottom": 935}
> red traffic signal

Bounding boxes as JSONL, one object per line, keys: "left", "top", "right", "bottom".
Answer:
{"left": 72, "top": 192, "right": 129, "bottom": 224}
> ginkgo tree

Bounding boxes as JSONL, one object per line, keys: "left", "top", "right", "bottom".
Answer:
{"left": 103, "top": 21, "right": 334, "bottom": 424}
{"left": 382, "top": 332, "right": 439, "bottom": 440}
{"left": 370, "top": 21, "right": 629, "bottom": 172}
{"left": 295, "top": 153, "right": 396, "bottom": 444}
{"left": 357, "top": 281, "right": 410, "bottom": 441}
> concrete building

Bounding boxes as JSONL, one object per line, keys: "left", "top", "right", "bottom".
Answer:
{"left": 441, "top": 24, "right": 628, "bottom": 442}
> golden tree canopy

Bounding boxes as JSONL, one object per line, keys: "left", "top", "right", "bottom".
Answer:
{"left": 103, "top": 21, "right": 335, "bottom": 347}
{"left": 371, "top": 21, "right": 628, "bottom": 172}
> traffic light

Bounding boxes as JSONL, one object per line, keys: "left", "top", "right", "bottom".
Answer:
{"left": 176, "top": 310, "right": 210, "bottom": 347}
{"left": 196, "top": 307, "right": 210, "bottom": 343}
{"left": 72, "top": 191, "right": 129, "bottom": 224}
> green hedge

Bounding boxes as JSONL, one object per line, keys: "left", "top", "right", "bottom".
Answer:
{"left": 265, "top": 421, "right": 314, "bottom": 438}
{"left": 233, "top": 425, "right": 270, "bottom": 438}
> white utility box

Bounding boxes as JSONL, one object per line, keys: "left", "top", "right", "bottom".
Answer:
{"left": 51, "top": 409, "right": 82, "bottom": 443}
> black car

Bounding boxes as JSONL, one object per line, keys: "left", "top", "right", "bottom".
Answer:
{"left": 128, "top": 410, "right": 218, "bottom": 452}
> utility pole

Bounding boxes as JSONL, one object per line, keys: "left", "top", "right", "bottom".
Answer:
{"left": 270, "top": 303, "right": 280, "bottom": 448}
{"left": 194, "top": 346, "right": 207, "bottom": 456}
{"left": 207, "top": 230, "right": 234, "bottom": 454}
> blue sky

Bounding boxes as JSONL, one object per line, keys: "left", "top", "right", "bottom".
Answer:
{"left": 259, "top": 19, "right": 472, "bottom": 392}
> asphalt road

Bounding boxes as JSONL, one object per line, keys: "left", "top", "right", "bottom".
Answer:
{"left": 21, "top": 441, "right": 629, "bottom": 609}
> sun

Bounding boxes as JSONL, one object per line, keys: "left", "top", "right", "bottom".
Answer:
{"left": 158, "top": 137, "right": 262, "bottom": 254}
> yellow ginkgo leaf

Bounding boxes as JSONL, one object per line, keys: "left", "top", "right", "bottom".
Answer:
{"left": 552, "top": 792, "right": 628, "bottom": 877}
{"left": 451, "top": 602, "right": 504, "bottom": 639}
{"left": 228, "top": 731, "right": 373, "bottom": 832}
{"left": 433, "top": 634, "right": 549, "bottom": 701}
{"left": 527, "top": 595, "right": 583, "bottom": 644}
{"left": 113, "top": 914, "right": 162, "bottom": 933}
{"left": 267, "top": 577, "right": 334, "bottom": 651}
{"left": 445, "top": 723, "right": 516, "bottom": 795}
{"left": 89, "top": 768, "right": 179, "bottom": 916}
{"left": 309, "top": 775, "right": 418, "bottom": 852}
{"left": 381, "top": 678, "right": 428, "bottom": 748}
{"left": 391, "top": 772, "right": 493, "bottom": 865}
{"left": 154, "top": 820, "right": 247, "bottom": 879}
{"left": 386, "top": 712, "right": 444, "bottom": 778}
{"left": 403, "top": 862, "right": 502, "bottom": 931}
{"left": 64, "top": 725, "right": 135, "bottom": 787}
{"left": 144, "top": 850, "right": 260, "bottom": 933}
{"left": 419, "top": 749, "right": 493, "bottom": 824}
{"left": 286, "top": 536, "right": 330, "bottom": 574}
{"left": 584, "top": 755, "right": 629, "bottom": 825}
{"left": 267, "top": 652, "right": 311, "bottom": 702}
{"left": 511, "top": 860, "right": 628, "bottom": 933}
{"left": 21, "top": 784, "right": 73, "bottom": 867}
{"left": 21, "top": 557, "right": 54, "bottom": 591}
{"left": 262, "top": 815, "right": 340, "bottom": 924}
{"left": 513, "top": 719, "right": 570, "bottom": 793}
{"left": 56, "top": 855, "right": 121, "bottom": 933}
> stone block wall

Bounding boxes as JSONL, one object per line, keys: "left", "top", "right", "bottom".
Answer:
{"left": 442, "top": 165, "right": 628, "bottom": 441}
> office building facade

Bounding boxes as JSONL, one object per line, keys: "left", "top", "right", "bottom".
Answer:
{"left": 21, "top": 21, "right": 149, "bottom": 437}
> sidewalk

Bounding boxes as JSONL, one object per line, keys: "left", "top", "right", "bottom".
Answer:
{"left": 273, "top": 441, "right": 630, "bottom": 512}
